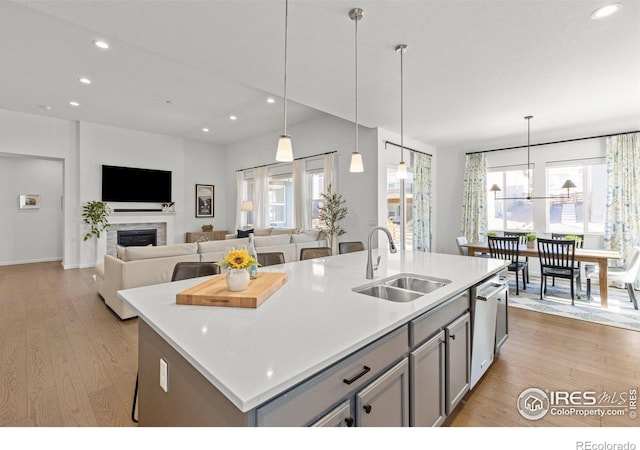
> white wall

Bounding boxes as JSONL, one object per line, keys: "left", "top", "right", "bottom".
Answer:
{"left": 0, "top": 156, "right": 64, "bottom": 265}
{"left": 435, "top": 136, "right": 607, "bottom": 256}
{"left": 0, "top": 108, "right": 226, "bottom": 268}
{"left": 224, "top": 114, "right": 379, "bottom": 245}
{"left": 183, "top": 139, "right": 227, "bottom": 233}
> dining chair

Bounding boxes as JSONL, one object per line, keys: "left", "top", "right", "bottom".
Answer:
{"left": 132, "top": 261, "right": 221, "bottom": 423}
{"left": 504, "top": 232, "right": 530, "bottom": 282}
{"left": 257, "top": 252, "right": 285, "bottom": 267}
{"left": 339, "top": 241, "right": 365, "bottom": 254}
{"left": 300, "top": 247, "right": 332, "bottom": 260}
{"left": 537, "top": 238, "right": 581, "bottom": 304}
{"left": 551, "top": 233, "right": 586, "bottom": 288}
{"left": 585, "top": 246, "right": 640, "bottom": 309}
{"left": 488, "top": 236, "right": 528, "bottom": 295}
{"left": 456, "top": 236, "right": 491, "bottom": 258}
{"left": 171, "top": 261, "right": 221, "bottom": 281}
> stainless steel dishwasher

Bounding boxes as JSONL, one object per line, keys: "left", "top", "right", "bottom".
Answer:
{"left": 469, "top": 270, "right": 508, "bottom": 389}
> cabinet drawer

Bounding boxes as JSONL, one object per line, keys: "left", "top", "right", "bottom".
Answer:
{"left": 409, "top": 290, "right": 469, "bottom": 347}
{"left": 256, "top": 325, "right": 408, "bottom": 427}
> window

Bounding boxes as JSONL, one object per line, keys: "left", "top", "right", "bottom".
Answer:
{"left": 309, "top": 171, "right": 325, "bottom": 229}
{"left": 268, "top": 175, "right": 293, "bottom": 228}
{"left": 546, "top": 161, "right": 606, "bottom": 234}
{"left": 487, "top": 166, "right": 534, "bottom": 231}
{"left": 386, "top": 166, "right": 414, "bottom": 249}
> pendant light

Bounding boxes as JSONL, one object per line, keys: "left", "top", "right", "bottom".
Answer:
{"left": 491, "top": 116, "right": 576, "bottom": 200}
{"left": 275, "top": 0, "right": 293, "bottom": 162}
{"left": 349, "top": 8, "right": 364, "bottom": 173}
{"left": 396, "top": 44, "right": 408, "bottom": 179}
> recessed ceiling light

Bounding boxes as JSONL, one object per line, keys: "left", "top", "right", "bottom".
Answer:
{"left": 165, "top": 100, "right": 174, "bottom": 105}
{"left": 79, "top": 77, "right": 92, "bottom": 85}
{"left": 69, "top": 101, "right": 80, "bottom": 107}
{"left": 229, "top": 115, "right": 237, "bottom": 121}
{"left": 267, "top": 97, "right": 275, "bottom": 104}
{"left": 37, "top": 105, "right": 52, "bottom": 111}
{"left": 202, "top": 128, "right": 210, "bottom": 133}
{"left": 93, "top": 40, "right": 110, "bottom": 49}
{"left": 591, "top": 3, "right": 621, "bottom": 19}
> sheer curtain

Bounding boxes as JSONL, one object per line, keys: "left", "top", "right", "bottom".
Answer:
{"left": 604, "top": 132, "right": 640, "bottom": 273}
{"left": 323, "top": 153, "right": 337, "bottom": 192}
{"left": 460, "top": 153, "right": 488, "bottom": 243}
{"left": 254, "top": 166, "right": 269, "bottom": 229}
{"left": 292, "top": 159, "right": 309, "bottom": 231}
{"left": 235, "top": 171, "right": 244, "bottom": 230}
{"left": 413, "top": 152, "right": 432, "bottom": 252}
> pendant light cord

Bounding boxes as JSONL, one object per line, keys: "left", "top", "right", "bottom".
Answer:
{"left": 526, "top": 115, "right": 533, "bottom": 196}
{"left": 400, "top": 46, "right": 404, "bottom": 163}
{"left": 282, "top": 0, "right": 289, "bottom": 136}
{"left": 354, "top": 12, "right": 359, "bottom": 154}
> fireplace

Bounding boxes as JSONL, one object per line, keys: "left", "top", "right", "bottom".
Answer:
{"left": 117, "top": 229, "right": 158, "bottom": 247}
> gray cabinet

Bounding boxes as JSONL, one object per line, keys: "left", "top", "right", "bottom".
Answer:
{"left": 446, "top": 312, "right": 471, "bottom": 414}
{"left": 311, "top": 400, "right": 353, "bottom": 427}
{"left": 356, "top": 358, "right": 409, "bottom": 427}
{"left": 410, "top": 330, "right": 446, "bottom": 427}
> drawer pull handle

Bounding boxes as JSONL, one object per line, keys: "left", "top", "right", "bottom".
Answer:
{"left": 363, "top": 404, "right": 372, "bottom": 414}
{"left": 450, "top": 334, "right": 456, "bottom": 340}
{"left": 344, "top": 417, "right": 354, "bottom": 427}
{"left": 343, "top": 365, "right": 371, "bottom": 385}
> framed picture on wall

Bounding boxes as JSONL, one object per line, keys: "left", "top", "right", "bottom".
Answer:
{"left": 19, "top": 194, "right": 40, "bottom": 209}
{"left": 196, "top": 184, "right": 214, "bottom": 217}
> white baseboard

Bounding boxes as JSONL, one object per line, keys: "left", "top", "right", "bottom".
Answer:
{"left": 0, "top": 257, "right": 63, "bottom": 267}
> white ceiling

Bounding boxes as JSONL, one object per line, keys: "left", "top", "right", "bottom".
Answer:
{"left": 2, "top": 0, "right": 639, "bottom": 151}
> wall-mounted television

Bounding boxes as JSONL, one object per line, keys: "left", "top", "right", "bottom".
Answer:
{"left": 101, "top": 165, "right": 172, "bottom": 203}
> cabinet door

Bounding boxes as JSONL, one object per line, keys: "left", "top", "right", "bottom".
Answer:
{"left": 310, "top": 400, "right": 354, "bottom": 427}
{"left": 446, "top": 313, "right": 470, "bottom": 415}
{"left": 356, "top": 358, "right": 409, "bottom": 427}
{"left": 495, "top": 289, "right": 509, "bottom": 353}
{"left": 410, "top": 330, "right": 446, "bottom": 427}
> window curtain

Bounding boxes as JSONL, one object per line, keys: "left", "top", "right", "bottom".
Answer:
{"left": 323, "top": 153, "right": 337, "bottom": 192}
{"left": 460, "top": 153, "right": 488, "bottom": 243}
{"left": 292, "top": 159, "right": 309, "bottom": 231}
{"left": 254, "top": 166, "right": 269, "bottom": 229}
{"left": 235, "top": 171, "right": 244, "bottom": 230}
{"left": 413, "top": 152, "right": 432, "bottom": 252}
{"left": 604, "top": 133, "right": 640, "bottom": 278}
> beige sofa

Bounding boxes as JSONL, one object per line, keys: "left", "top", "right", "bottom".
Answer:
{"left": 95, "top": 243, "right": 200, "bottom": 320}
{"left": 95, "top": 230, "right": 326, "bottom": 320}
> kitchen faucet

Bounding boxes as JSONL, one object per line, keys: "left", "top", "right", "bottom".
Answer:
{"left": 366, "top": 226, "right": 398, "bottom": 279}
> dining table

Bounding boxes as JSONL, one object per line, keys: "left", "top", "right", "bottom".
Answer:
{"left": 461, "top": 242, "right": 620, "bottom": 309}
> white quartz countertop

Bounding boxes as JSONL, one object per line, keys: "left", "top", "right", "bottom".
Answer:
{"left": 118, "top": 250, "right": 506, "bottom": 412}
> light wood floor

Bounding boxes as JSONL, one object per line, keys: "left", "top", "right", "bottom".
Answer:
{"left": 1, "top": 261, "right": 638, "bottom": 427}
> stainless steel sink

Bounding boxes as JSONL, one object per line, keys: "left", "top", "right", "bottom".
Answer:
{"left": 384, "top": 275, "right": 450, "bottom": 294}
{"left": 353, "top": 273, "right": 451, "bottom": 302}
{"left": 355, "top": 285, "right": 423, "bottom": 302}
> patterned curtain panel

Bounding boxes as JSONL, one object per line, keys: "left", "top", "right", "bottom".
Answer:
{"left": 412, "top": 152, "right": 432, "bottom": 252}
{"left": 460, "top": 153, "right": 488, "bottom": 242}
{"left": 604, "top": 132, "right": 640, "bottom": 272}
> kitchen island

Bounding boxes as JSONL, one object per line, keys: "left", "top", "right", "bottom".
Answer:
{"left": 118, "top": 250, "right": 508, "bottom": 426}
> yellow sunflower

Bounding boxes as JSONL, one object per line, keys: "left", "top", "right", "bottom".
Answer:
{"left": 217, "top": 249, "right": 257, "bottom": 270}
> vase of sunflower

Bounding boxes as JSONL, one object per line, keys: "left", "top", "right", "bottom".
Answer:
{"left": 215, "top": 249, "right": 257, "bottom": 292}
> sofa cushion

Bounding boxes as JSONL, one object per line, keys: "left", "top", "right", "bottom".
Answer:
{"left": 237, "top": 228, "right": 254, "bottom": 238}
{"left": 254, "top": 228, "right": 272, "bottom": 236}
{"left": 271, "top": 228, "right": 296, "bottom": 235}
{"left": 291, "top": 231, "right": 321, "bottom": 243}
{"left": 198, "top": 237, "right": 249, "bottom": 254}
{"left": 123, "top": 243, "right": 197, "bottom": 262}
{"left": 115, "top": 245, "right": 126, "bottom": 260}
{"left": 254, "top": 234, "right": 292, "bottom": 247}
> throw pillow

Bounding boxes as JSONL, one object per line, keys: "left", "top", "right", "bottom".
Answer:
{"left": 115, "top": 245, "right": 126, "bottom": 260}
{"left": 237, "top": 228, "right": 254, "bottom": 238}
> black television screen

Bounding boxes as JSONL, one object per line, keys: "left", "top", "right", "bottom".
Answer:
{"left": 101, "top": 165, "right": 172, "bottom": 203}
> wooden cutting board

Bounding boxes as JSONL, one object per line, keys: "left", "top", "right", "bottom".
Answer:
{"left": 176, "top": 272, "right": 288, "bottom": 308}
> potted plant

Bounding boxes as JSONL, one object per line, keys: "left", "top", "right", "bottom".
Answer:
{"left": 487, "top": 232, "right": 497, "bottom": 237}
{"left": 202, "top": 224, "right": 214, "bottom": 232}
{"left": 563, "top": 235, "right": 582, "bottom": 245}
{"left": 525, "top": 233, "right": 537, "bottom": 248}
{"left": 317, "top": 184, "right": 347, "bottom": 255}
{"left": 82, "top": 200, "right": 110, "bottom": 241}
